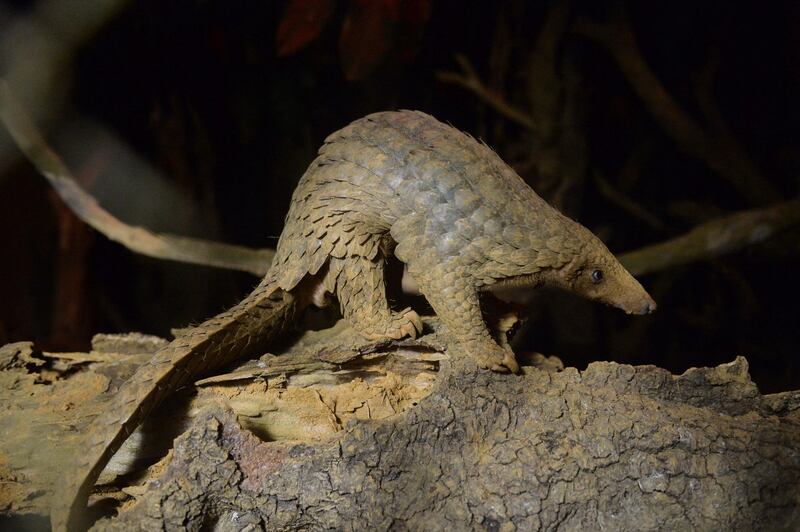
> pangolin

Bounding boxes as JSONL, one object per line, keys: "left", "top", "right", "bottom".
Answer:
{"left": 51, "top": 110, "right": 655, "bottom": 530}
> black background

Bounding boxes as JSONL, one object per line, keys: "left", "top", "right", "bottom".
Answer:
{"left": 0, "top": 0, "right": 797, "bottom": 392}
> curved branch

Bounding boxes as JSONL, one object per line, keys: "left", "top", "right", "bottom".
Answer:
{"left": 619, "top": 199, "right": 800, "bottom": 276}
{"left": 594, "top": 172, "right": 666, "bottom": 232}
{"left": 573, "top": 13, "right": 781, "bottom": 205}
{"left": 3, "top": 80, "right": 794, "bottom": 281}
{"left": 0, "top": 80, "right": 274, "bottom": 277}
{"left": 436, "top": 54, "right": 535, "bottom": 131}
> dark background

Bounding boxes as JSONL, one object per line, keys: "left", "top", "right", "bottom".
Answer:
{"left": 0, "top": 0, "right": 797, "bottom": 391}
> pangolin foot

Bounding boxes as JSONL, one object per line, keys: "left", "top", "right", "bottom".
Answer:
{"left": 475, "top": 345, "right": 520, "bottom": 374}
{"left": 360, "top": 308, "right": 423, "bottom": 340}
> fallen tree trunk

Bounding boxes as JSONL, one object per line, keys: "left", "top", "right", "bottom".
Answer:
{"left": 1, "top": 321, "right": 799, "bottom": 530}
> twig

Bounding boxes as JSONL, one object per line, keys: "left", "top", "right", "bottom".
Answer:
{"left": 594, "top": 172, "right": 666, "bottom": 232}
{"left": 572, "top": 13, "right": 781, "bottom": 205}
{"left": 526, "top": 0, "right": 572, "bottom": 141}
{"left": 0, "top": 80, "right": 274, "bottom": 277}
{"left": 436, "top": 54, "right": 535, "bottom": 131}
{"left": 2, "top": 80, "right": 792, "bottom": 282}
{"left": 694, "top": 39, "right": 729, "bottom": 137}
{"left": 619, "top": 199, "right": 800, "bottom": 276}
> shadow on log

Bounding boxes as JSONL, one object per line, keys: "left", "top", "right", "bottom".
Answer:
{"left": 1, "top": 320, "right": 799, "bottom": 530}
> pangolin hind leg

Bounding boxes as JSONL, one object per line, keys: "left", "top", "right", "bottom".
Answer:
{"left": 326, "top": 254, "right": 423, "bottom": 340}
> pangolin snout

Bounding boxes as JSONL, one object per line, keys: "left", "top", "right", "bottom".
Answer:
{"left": 635, "top": 295, "right": 657, "bottom": 315}
{"left": 619, "top": 291, "right": 657, "bottom": 315}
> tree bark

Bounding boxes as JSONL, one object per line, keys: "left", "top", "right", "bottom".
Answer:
{"left": 1, "top": 323, "right": 799, "bottom": 531}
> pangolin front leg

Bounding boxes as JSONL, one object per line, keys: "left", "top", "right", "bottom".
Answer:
{"left": 328, "top": 254, "right": 423, "bottom": 340}
{"left": 412, "top": 264, "right": 520, "bottom": 373}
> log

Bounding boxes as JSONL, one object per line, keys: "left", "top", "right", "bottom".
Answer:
{"left": 1, "top": 320, "right": 799, "bottom": 530}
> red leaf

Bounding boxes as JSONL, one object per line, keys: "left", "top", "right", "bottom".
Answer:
{"left": 382, "top": 0, "right": 404, "bottom": 21}
{"left": 339, "top": 0, "right": 431, "bottom": 80}
{"left": 400, "top": 0, "right": 431, "bottom": 27}
{"left": 339, "top": 0, "right": 395, "bottom": 81}
{"left": 276, "top": 0, "right": 336, "bottom": 57}
{"left": 397, "top": 0, "right": 431, "bottom": 62}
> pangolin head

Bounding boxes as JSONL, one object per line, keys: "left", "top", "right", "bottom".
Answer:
{"left": 548, "top": 223, "right": 656, "bottom": 316}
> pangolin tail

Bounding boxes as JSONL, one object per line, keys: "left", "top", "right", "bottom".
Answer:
{"left": 51, "top": 280, "right": 298, "bottom": 531}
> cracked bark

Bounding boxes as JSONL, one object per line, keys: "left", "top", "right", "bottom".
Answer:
{"left": 1, "top": 324, "right": 799, "bottom": 530}
{"left": 97, "top": 342, "right": 800, "bottom": 529}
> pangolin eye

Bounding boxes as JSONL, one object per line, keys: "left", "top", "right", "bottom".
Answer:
{"left": 591, "top": 269, "right": 604, "bottom": 283}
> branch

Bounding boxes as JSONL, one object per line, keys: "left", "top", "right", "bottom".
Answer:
{"left": 573, "top": 13, "right": 781, "bottom": 206}
{"left": 3, "top": 328, "right": 800, "bottom": 529}
{"left": 0, "top": 80, "right": 273, "bottom": 277}
{"left": 2, "top": 80, "right": 792, "bottom": 282}
{"left": 594, "top": 172, "right": 666, "bottom": 232}
{"left": 619, "top": 199, "right": 800, "bottom": 276}
{"left": 525, "top": 0, "right": 572, "bottom": 142}
{"left": 119, "top": 360, "right": 800, "bottom": 530}
{"left": 436, "top": 54, "right": 535, "bottom": 131}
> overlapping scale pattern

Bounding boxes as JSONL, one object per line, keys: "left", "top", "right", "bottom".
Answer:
{"left": 54, "top": 111, "right": 599, "bottom": 531}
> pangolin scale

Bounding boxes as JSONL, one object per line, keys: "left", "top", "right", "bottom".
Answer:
{"left": 51, "top": 110, "right": 654, "bottom": 530}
